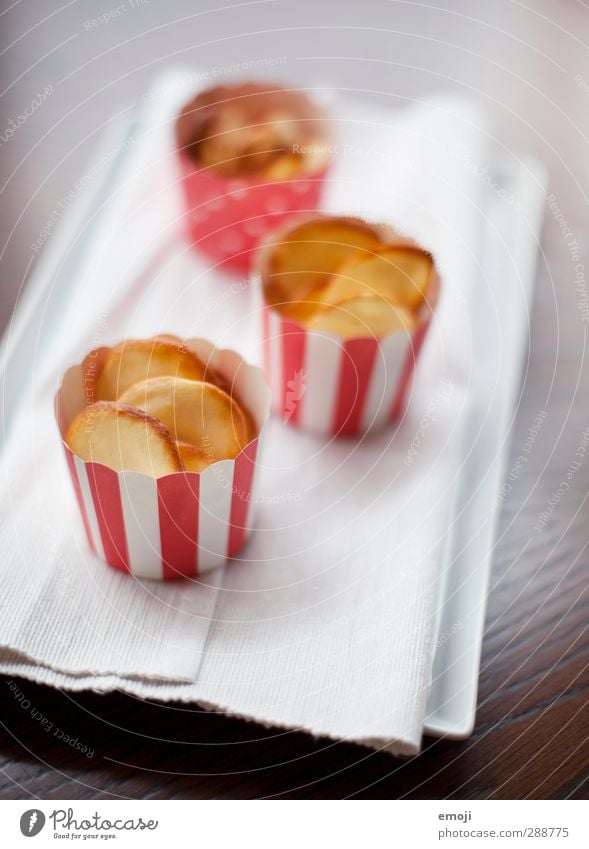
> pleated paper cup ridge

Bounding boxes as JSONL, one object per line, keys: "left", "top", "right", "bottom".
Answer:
{"left": 258, "top": 224, "right": 441, "bottom": 438}
{"left": 56, "top": 339, "right": 271, "bottom": 580}
{"left": 177, "top": 149, "right": 330, "bottom": 272}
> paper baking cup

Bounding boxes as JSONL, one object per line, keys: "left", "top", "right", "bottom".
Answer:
{"left": 260, "top": 238, "right": 440, "bottom": 438}
{"left": 177, "top": 151, "right": 330, "bottom": 271}
{"left": 55, "top": 340, "right": 271, "bottom": 580}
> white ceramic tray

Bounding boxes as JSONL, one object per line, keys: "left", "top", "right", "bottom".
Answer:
{"left": 424, "top": 158, "right": 546, "bottom": 736}
{"left": 0, "top": 80, "right": 547, "bottom": 740}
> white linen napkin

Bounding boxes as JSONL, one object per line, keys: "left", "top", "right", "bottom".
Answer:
{"left": 0, "top": 73, "right": 489, "bottom": 755}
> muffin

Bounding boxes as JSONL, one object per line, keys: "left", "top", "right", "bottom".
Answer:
{"left": 176, "top": 82, "right": 332, "bottom": 270}
{"left": 258, "top": 215, "right": 439, "bottom": 436}
{"left": 56, "top": 336, "right": 271, "bottom": 578}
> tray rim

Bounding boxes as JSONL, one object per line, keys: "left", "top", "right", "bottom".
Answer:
{"left": 423, "top": 155, "right": 548, "bottom": 738}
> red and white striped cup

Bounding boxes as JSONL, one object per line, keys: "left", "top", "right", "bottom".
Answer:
{"left": 176, "top": 159, "right": 330, "bottom": 273}
{"left": 56, "top": 340, "right": 271, "bottom": 580}
{"left": 259, "top": 226, "right": 440, "bottom": 438}
{"left": 175, "top": 84, "right": 332, "bottom": 272}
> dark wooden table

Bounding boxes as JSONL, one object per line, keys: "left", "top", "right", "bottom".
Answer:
{"left": 0, "top": 0, "right": 588, "bottom": 799}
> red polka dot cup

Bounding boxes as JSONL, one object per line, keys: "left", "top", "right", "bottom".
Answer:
{"left": 175, "top": 82, "right": 332, "bottom": 272}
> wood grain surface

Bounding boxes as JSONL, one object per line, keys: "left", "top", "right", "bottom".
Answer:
{"left": 0, "top": 0, "right": 588, "bottom": 799}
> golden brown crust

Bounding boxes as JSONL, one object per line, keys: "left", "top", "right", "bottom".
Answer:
{"left": 307, "top": 297, "right": 417, "bottom": 340}
{"left": 176, "top": 441, "right": 216, "bottom": 473}
{"left": 70, "top": 337, "right": 258, "bottom": 475}
{"left": 258, "top": 215, "right": 388, "bottom": 309}
{"left": 257, "top": 214, "right": 436, "bottom": 338}
{"left": 65, "top": 401, "right": 182, "bottom": 477}
{"left": 176, "top": 82, "right": 330, "bottom": 179}
{"left": 324, "top": 244, "right": 434, "bottom": 312}
{"left": 118, "top": 376, "right": 250, "bottom": 461}
{"left": 94, "top": 337, "right": 207, "bottom": 402}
